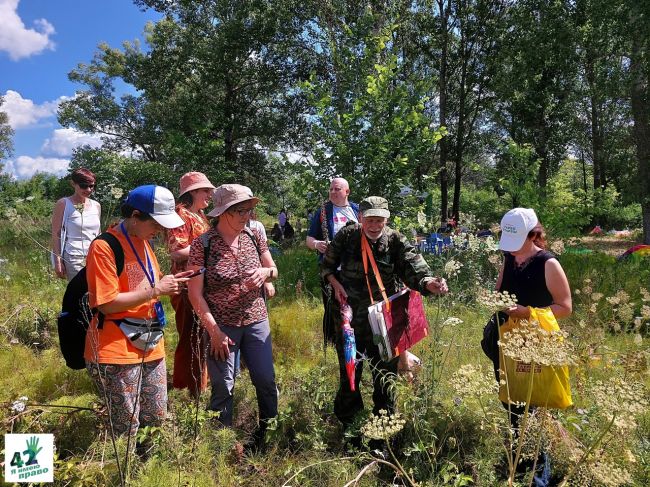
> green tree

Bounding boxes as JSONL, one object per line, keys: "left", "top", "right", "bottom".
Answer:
{"left": 302, "top": 1, "right": 444, "bottom": 206}
{"left": 490, "top": 0, "right": 579, "bottom": 188}
{"left": 626, "top": 0, "right": 650, "bottom": 243}
{"left": 0, "top": 95, "right": 14, "bottom": 164}
{"left": 60, "top": 0, "right": 313, "bottom": 187}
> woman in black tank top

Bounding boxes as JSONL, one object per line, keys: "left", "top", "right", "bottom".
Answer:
{"left": 492, "top": 208, "right": 572, "bottom": 485}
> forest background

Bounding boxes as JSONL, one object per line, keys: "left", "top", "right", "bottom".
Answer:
{"left": 0, "top": 0, "right": 649, "bottom": 240}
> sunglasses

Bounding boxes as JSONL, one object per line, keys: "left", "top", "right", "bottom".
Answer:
{"left": 230, "top": 207, "right": 255, "bottom": 217}
{"left": 78, "top": 183, "right": 95, "bottom": 190}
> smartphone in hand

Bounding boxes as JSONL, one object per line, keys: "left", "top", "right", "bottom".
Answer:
{"left": 186, "top": 267, "right": 206, "bottom": 278}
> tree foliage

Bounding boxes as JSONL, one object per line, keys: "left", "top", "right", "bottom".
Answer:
{"left": 50, "top": 0, "right": 650, "bottom": 239}
{"left": 0, "top": 95, "right": 14, "bottom": 164}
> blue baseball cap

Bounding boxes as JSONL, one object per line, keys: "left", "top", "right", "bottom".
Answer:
{"left": 124, "top": 185, "right": 184, "bottom": 229}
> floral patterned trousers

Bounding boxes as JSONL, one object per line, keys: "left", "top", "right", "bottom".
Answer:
{"left": 87, "top": 358, "right": 167, "bottom": 437}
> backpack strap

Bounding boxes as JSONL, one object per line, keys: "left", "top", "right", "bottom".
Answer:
{"left": 93, "top": 232, "right": 125, "bottom": 328}
{"left": 243, "top": 226, "right": 262, "bottom": 260}
{"left": 96, "top": 233, "right": 125, "bottom": 275}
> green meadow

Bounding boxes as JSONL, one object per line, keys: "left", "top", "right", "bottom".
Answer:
{"left": 1, "top": 217, "right": 648, "bottom": 486}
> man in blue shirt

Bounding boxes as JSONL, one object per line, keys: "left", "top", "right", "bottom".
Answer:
{"left": 306, "top": 178, "right": 359, "bottom": 344}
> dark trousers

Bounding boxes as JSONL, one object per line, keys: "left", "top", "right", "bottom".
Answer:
{"left": 206, "top": 319, "right": 277, "bottom": 427}
{"left": 320, "top": 274, "right": 340, "bottom": 346}
{"left": 333, "top": 324, "right": 399, "bottom": 426}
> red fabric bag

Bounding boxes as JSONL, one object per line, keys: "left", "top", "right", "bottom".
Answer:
{"left": 362, "top": 234, "right": 429, "bottom": 361}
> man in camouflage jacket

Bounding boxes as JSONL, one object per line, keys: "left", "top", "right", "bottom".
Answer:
{"left": 321, "top": 196, "right": 448, "bottom": 429}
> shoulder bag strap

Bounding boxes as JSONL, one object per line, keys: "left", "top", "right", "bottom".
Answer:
{"left": 361, "top": 232, "right": 390, "bottom": 310}
{"left": 92, "top": 232, "right": 125, "bottom": 329}
{"left": 320, "top": 200, "right": 330, "bottom": 243}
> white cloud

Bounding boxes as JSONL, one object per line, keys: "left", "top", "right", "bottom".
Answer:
{"left": 0, "top": 0, "right": 55, "bottom": 60}
{"left": 41, "top": 128, "right": 103, "bottom": 156}
{"left": 4, "top": 155, "right": 69, "bottom": 179}
{"left": 2, "top": 90, "right": 68, "bottom": 129}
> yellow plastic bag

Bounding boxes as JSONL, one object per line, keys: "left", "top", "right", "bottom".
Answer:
{"left": 498, "top": 307, "right": 573, "bottom": 409}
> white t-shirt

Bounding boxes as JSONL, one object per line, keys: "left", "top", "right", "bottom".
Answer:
{"left": 247, "top": 219, "right": 268, "bottom": 242}
{"left": 332, "top": 205, "right": 358, "bottom": 237}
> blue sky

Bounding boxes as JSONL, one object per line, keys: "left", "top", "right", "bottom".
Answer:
{"left": 0, "top": 0, "right": 161, "bottom": 179}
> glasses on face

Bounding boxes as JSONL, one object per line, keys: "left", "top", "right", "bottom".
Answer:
{"left": 78, "top": 183, "right": 95, "bottom": 190}
{"left": 230, "top": 207, "right": 255, "bottom": 217}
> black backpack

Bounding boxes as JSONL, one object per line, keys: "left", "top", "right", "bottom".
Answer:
{"left": 57, "top": 233, "right": 124, "bottom": 369}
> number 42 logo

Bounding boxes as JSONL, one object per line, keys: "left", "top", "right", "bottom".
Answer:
{"left": 10, "top": 436, "right": 42, "bottom": 467}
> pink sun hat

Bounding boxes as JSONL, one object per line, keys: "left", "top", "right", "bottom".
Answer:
{"left": 179, "top": 171, "right": 216, "bottom": 197}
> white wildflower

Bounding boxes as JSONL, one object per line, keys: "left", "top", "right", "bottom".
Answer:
{"left": 442, "top": 317, "right": 463, "bottom": 327}
{"left": 499, "top": 319, "right": 576, "bottom": 367}
{"left": 450, "top": 364, "right": 498, "bottom": 398}
{"left": 10, "top": 396, "right": 28, "bottom": 413}
{"left": 590, "top": 292, "right": 604, "bottom": 302}
{"left": 361, "top": 410, "right": 406, "bottom": 440}
{"left": 477, "top": 289, "right": 517, "bottom": 310}
{"left": 444, "top": 259, "right": 463, "bottom": 278}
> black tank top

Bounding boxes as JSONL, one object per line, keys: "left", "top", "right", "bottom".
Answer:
{"left": 498, "top": 250, "right": 555, "bottom": 308}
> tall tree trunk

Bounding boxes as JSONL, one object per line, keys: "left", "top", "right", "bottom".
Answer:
{"left": 629, "top": 28, "right": 650, "bottom": 244}
{"left": 452, "top": 1, "right": 466, "bottom": 222}
{"left": 438, "top": 0, "right": 450, "bottom": 226}
{"left": 585, "top": 50, "right": 606, "bottom": 190}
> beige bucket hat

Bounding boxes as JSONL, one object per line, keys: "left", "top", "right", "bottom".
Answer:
{"left": 207, "top": 184, "right": 260, "bottom": 217}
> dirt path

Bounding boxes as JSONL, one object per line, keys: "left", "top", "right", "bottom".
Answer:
{"left": 573, "top": 235, "right": 642, "bottom": 257}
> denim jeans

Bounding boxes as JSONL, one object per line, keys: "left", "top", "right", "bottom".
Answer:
{"left": 206, "top": 319, "right": 277, "bottom": 426}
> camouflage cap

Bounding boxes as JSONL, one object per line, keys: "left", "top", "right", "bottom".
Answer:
{"left": 360, "top": 196, "right": 390, "bottom": 218}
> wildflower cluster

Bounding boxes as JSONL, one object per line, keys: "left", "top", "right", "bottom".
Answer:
{"left": 640, "top": 304, "right": 650, "bottom": 319}
{"left": 588, "top": 378, "right": 648, "bottom": 431}
{"left": 450, "top": 364, "right": 497, "bottom": 399}
{"left": 10, "top": 396, "right": 28, "bottom": 414}
{"left": 443, "top": 259, "right": 463, "bottom": 278}
{"left": 442, "top": 317, "right": 463, "bottom": 327}
{"left": 4, "top": 207, "right": 18, "bottom": 223}
{"left": 109, "top": 185, "right": 124, "bottom": 199}
{"left": 482, "top": 236, "right": 499, "bottom": 252}
{"left": 605, "top": 290, "right": 634, "bottom": 330}
{"left": 487, "top": 253, "right": 502, "bottom": 269}
{"left": 571, "top": 461, "right": 633, "bottom": 487}
{"left": 640, "top": 287, "right": 650, "bottom": 302}
{"left": 477, "top": 289, "right": 517, "bottom": 310}
{"left": 550, "top": 239, "right": 565, "bottom": 255}
{"left": 360, "top": 410, "right": 406, "bottom": 440}
{"left": 499, "top": 320, "right": 576, "bottom": 367}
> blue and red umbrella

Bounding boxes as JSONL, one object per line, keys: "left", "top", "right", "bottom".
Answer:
{"left": 340, "top": 298, "right": 357, "bottom": 392}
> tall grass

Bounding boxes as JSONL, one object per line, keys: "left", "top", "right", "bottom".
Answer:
{"left": 1, "top": 218, "right": 649, "bottom": 486}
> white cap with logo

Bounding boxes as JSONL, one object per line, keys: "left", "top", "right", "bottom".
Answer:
{"left": 499, "top": 208, "right": 538, "bottom": 252}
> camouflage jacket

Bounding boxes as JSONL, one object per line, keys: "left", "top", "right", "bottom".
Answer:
{"left": 321, "top": 224, "right": 434, "bottom": 335}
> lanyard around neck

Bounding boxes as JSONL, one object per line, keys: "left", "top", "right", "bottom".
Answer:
{"left": 120, "top": 222, "right": 155, "bottom": 288}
